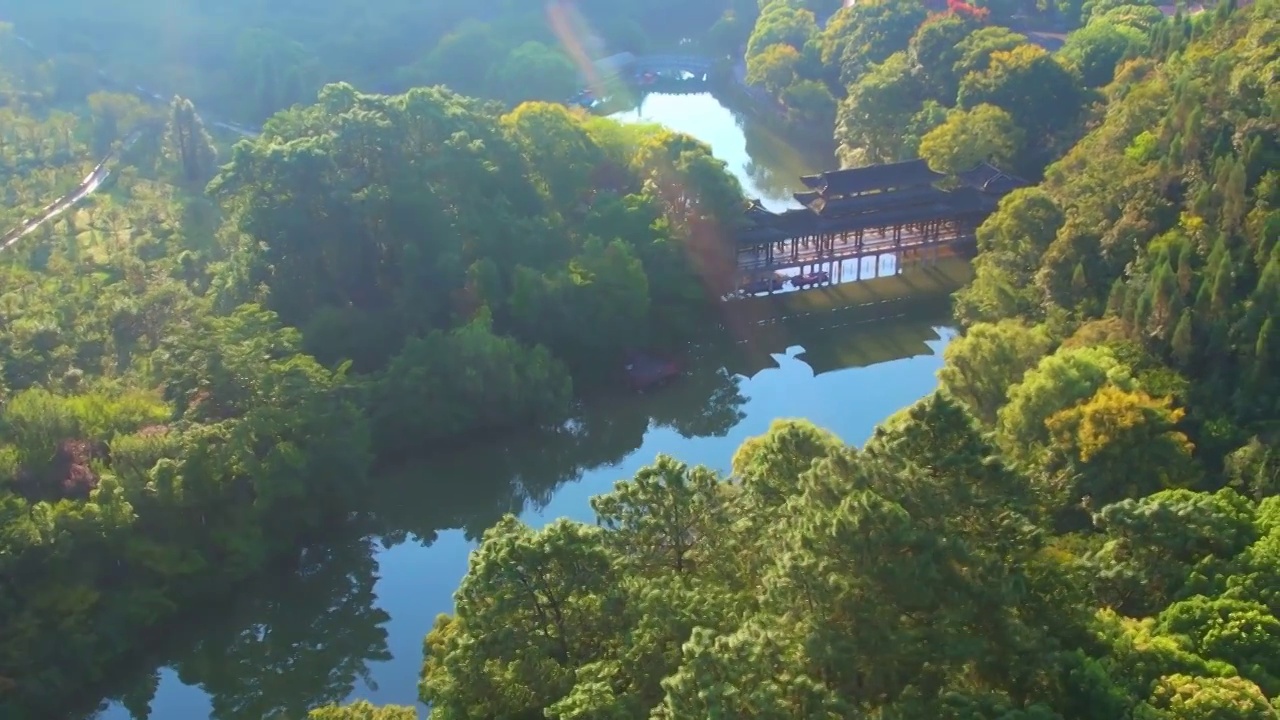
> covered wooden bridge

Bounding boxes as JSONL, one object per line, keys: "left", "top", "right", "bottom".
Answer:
{"left": 734, "top": 160, "right": 1026, "bottom": 288}
{"left": 584, "top": 53, "right": 714, "bottom": 82}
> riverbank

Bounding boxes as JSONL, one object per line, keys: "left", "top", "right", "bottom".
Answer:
{"left": 4, "top": 72, "right": 966, "bottom": 720}
{"left": 718, "top": 75, "right": 837, "bottom": 158}
{"left": 90, "top": 305, "right": 957, "bottom": 720}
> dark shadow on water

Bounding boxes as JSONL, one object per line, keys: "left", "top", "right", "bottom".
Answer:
{"left": 710, "top": 297, "right": 953, "bottom": 379}
{"left": 736, "top": 111, "right": 836, "bottom": 203}
{"left": 74, "top": 532, "right": 392, "bottom": 720}
{"left": 73, "top": 339, "right": 748, "bottom": 720}
{"left": 369, "top": 343, "right": 751, "bottom": 545}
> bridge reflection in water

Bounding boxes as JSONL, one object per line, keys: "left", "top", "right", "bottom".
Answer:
{"left": 711, "top": 242, "right": 974, "bottom": 381}
{"left": 701, "top": 303, "right": 957, "bottom": 382}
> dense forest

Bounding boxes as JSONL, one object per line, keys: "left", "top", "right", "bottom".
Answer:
{"left": 378, "top": 0, "right": 1279, "bottom": 718}
{"left": 0, "top": 0, "right": 751, "bottom": 123}
{"left": 2, "top": 0, "right": 1278, "bottom": 717}
{"left": 0, "top": 14, "right": 750, "bottom": 716}
{"left": 741, "top": 0, "right": 1159, "bottom": 171}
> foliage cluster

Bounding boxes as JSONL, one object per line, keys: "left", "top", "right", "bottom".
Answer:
{"left": 2, "top": 0, "right": 1277, "bottom": 716}
{"left": 956, "top": 0, "right": 1280, "bottom": 434}
{"left": 2, "top": 0, "right": 741, "bottom": 124}
{"left": 0, "top": 23, "right": 747, "bottom": 716}
{"left": 829, "top": 4, "right": 1101, "bottom": 174}
{"left": 384, "top": 2, "right": 1280, "bottom": 719}
{"left": 210, "top": 85, "right": 745, "bottom": 453}
{"left": 742, "top": 0, "right": 1165, "bottom": 177}
{"left": 742, "top": 0, "right": 842, "bottom": 131}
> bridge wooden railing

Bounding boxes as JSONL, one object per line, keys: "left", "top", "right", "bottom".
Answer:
{"left": 735, "top": 226, "right": 968, "bottom": 275}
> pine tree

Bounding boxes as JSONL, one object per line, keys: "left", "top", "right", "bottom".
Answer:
{"left": 1209, "top": 254, "right": 1234, "bottom": 317}
{"left": 1255, "top": 256, "right": 1280, "bottom": 308}
{"left": 1071, "top": 262, "right": 1089, "bottom": 301}
{"left": 1256, "top": 318, "right": 1277, "bottom": 364}
{"left": 1175, "top": 241, "right": 1196, "bottom": 297}
{"left": 1253, "top": 318, "right": 1279, "bottom": 404}
{"left": 1184, "top": 107, "right": 1203, "bottom": 159}
{"left": 1107, "top": 278, "right": 1128, "bottom": 317}
{"left": 1146, "top": 261, "right": 1181, "bottom": 339}
{"left": 163, "top": 96, "right": 219, "bottom": 187}
{"left": 1171, "top": 308, "right": 1195, "bottom": 367}
{"left": 1131, "top": 286, "right": 1154, "bottom": 334}
{"left": 1244, "top": 136, "right": 1264, "bottom": 184}
{"left": 1222, "top": 161, "right": 1248, "bottom": 233}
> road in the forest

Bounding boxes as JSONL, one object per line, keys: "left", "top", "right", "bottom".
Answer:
{"left": 0, "top": 34, "right": 261, "bottom": 252}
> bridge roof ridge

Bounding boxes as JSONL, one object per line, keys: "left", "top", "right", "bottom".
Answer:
{"left": 794, "top": 190, "right": 821, "bottom": 206}
{"left": 805, "top": 159, "right": 945, "bottom": 197}
{"left": 814, "top": 184, "right": 952, "bottom": 217}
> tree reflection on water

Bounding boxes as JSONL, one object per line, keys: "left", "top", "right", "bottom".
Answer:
{"left": 82, "top": 309, "right": 953, "bottom": 720}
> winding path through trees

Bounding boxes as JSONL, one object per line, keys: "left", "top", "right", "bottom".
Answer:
{"left": 0, "top": 34, "right": 261, "bottom": 253}
{"left": 2, "top": 156, "right": 112, "bottom": 252}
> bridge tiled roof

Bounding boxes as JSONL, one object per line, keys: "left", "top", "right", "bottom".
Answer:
{"left": 793, "top": 190, "right": 821, "bottom": 206}
{"left": 745, "top": 203, "right": 823, "bottom": 234}
{"left": 633, "top": 55, "right": 714, "bottom": 71}
{"left": 593, "top": 52, "right": 637, "bottom": 77}
{"left": 813, "top": 185, "right": 952, "bottom": 217}
{"left": 946, "top": 185, "right": 1001, "bottom": 214}
{"left": 739, "top": 180, "right": 990, "bottom": 247}
{"left": 806, "top": 159, "right": 946, "bottom": 198}
{"left": 771, "top": 208, "right": 820, "bottom": 233}
{"left": 744, "top": 199, "right": 775, "bottom": 222}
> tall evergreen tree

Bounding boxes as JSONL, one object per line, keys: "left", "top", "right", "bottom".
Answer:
{"left": 163, "top": 96, "right": 219, "bottom": 187}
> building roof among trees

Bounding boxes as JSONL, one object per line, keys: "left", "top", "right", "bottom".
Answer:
{"left": 955, "top": 161, "right": 1029, "bottom": 196}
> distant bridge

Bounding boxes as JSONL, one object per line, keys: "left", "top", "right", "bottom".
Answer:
{"left": 571, "top": 54, "right": 721, "bottom": 111}
{"left": 632, "top": 55, "right": 715, "bottom": 76}
{"left": 587, "top": 52, "right": 717, "bottom": 82}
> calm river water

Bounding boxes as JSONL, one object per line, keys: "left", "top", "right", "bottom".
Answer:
{"left": 93, "top": 92, "right": 956, "bottom": 720}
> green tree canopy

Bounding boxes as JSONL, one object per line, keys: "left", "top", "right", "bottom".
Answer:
{"left": 919, "top": 103, "right": 1026, "bottom": 175}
